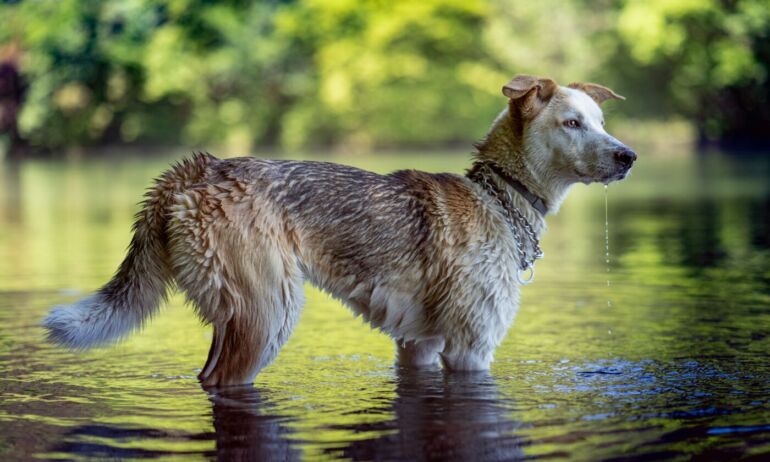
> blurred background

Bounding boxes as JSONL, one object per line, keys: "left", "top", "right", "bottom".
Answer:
{"left": 1, "top": 0, "right": 769, "bottom": 157}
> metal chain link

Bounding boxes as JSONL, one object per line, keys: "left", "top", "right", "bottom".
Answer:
{"left": 469, "top": 163, "right": 544, "bottom": 280}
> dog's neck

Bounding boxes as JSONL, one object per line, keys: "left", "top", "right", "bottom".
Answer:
{"left": 470, "top": 108, "right": 574, "bottom": 219}
{"left": 467, "top": 161, "right": 548, "bottom": 239}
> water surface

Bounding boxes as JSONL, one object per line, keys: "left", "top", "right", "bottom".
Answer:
{"left": 1, "top": 149, "right": 769, "bottom": 460}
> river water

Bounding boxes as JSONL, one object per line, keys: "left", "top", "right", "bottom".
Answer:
{"left": 0, "top": 148, "right": 768, "bottom": 460}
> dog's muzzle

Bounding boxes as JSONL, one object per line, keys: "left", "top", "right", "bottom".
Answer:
{"left": 611, "top": 146, "right": 637, "bottom": 182}
{"left": 614, "top": 146, "right": 637, "bottom": 170}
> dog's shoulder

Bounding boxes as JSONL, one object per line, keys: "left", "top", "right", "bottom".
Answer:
{"left": 388, "top": 169, "right": 493, "bottom": 235}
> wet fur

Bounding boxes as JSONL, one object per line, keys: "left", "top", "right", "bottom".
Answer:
{"left": 43, "top": 76, "right": 634, "bottom": 386}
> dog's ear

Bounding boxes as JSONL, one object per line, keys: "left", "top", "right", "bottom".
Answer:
{"left": 567, "top": 82, "right": 625, "bottom": 104}
{"left": 502, "top": 75, "right": 558, "bottom": 116}
{"left": 502, "top": 75, "right": 558, "bottom": 100}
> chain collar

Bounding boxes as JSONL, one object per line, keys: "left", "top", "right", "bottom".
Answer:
{"left": 468, "top": 162, "right": 545, "bottom": 284}
{"left": 485, "top": 163, "right": 549, "bottom": 216}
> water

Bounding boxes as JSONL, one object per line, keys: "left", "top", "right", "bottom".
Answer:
{"left": 1, "top": 148, "right": 769, "bottom": 460}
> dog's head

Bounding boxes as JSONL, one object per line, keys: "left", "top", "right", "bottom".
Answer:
{"left": 501, "top": 75, "right": 636, "bottom": 185}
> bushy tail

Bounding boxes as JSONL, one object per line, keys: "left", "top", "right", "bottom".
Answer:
{"left": 43, "top": 153, "right": 215, "bottom": 349}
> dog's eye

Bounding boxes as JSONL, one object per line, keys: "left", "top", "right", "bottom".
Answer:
{"left": 564, "top": 119, "right": 581, "bottom": 129}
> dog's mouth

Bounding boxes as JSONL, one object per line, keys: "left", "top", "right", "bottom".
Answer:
{"left": 574, "top": 165, "right": 632, "bottom": 185}
{"left": 574, "top": 166, "right": 632, "bottom": 185}
{"left": 602, "top": 166, "right": 632, "bottom": 184}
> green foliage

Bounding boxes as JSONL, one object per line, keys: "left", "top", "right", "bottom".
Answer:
{"left": 1, "top": 0, "right": 768, "bottom": 151}
{"left": 613, "top": 0, "right": 770, "bottom": 143}
{"left": 278, "top": 0, "right": 498, "bottom": 149}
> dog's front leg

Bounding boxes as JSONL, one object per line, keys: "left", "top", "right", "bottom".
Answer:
{"left": 396, "top": 337, "right": 445, "bottom": 369}
{"left": 440, "top": 343, "right": 495, "bottom": 372}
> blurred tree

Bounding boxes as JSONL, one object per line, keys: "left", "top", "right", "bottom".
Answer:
{"left": 0, "top": 43, "right": 24, "bottom": 149}
{"left": 0, "top": 0, "right": 768, "bottom": 152}
{"left": 277, "top": 0, "right": 498, "bottom": 149}
{"left": 2, "top": 0, "right": 184, "bottom": 148}
{"left": 613, "top": 0, "right": 770, "bottom": 146}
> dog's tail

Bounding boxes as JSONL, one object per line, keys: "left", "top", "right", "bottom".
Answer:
{"left": 43, "top": 153, "right": 216, "bottom": 349}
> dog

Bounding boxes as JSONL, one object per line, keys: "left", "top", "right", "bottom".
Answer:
{"left": 43, "top": 75, "right": 636, "bottom": 387}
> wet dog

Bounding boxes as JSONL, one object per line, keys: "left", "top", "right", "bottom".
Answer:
{"left": 43, "top": 75, "right": 636, "bottom": 386}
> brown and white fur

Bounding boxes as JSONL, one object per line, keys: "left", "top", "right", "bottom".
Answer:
{"left": 43, "top": 75, "right": 636, "bottom": 387}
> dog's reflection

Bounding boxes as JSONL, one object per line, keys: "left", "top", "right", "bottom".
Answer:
{"left": 50, "top": 371, "right": 519, "bottom": 460}
{"left": 208, "top": 369, "right": 522, "bottom": 461}
{"left": 207, "top": 385, "right": 302, "bottom": 462}
{"left": 322, "top": 369, "right": 523, "bottom": 461}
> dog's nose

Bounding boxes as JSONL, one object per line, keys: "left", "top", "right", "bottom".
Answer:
{"left": 614, "top": 147, "right": 637, "bottom": 167}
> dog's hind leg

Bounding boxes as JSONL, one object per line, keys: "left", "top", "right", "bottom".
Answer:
{"left": 198, "top": 323, "right": 227, "bottom": 382}
{"left": 168, "top": 184, "right": 305, "bottom": 387}
{"left": 201, "top": 275, "right": 304, "bottom": 387}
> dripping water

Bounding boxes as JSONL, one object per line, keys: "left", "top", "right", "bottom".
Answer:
{"left": 605, "top": 184, "right": 612, "bottom": 335}
{"left": 605, "top": 185, "right": 610, "bottom": 288}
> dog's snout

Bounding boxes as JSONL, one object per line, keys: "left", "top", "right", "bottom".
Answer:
{"left": 614, "top": 147, "right": 637, "bottom": 167}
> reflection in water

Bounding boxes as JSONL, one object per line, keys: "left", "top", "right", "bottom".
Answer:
{"left": 208, "top": 385, "right": 301, "bottom": 462}
{"left": 47, "top": 373, "right": 520, "bottom": 461}
{"left": 675, "top": 198, "right": 726, "bottom": 268}
{"left": 52, "top": 424, "right": 215, "bottom": 459}
{"left": 0, "top": 160, "right": 21, "bottom": 224}
{"left": 47, "top": 385, "right": 302, "bottom": 460}
{"left": 324, "top": 370, "right": 523, "bottom": 461}
{"left": 750, "top": 194, "right": 770, "bottom": 249}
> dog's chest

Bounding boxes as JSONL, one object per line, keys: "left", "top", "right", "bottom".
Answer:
{"left": 461, "top": 228, "right": 522, "bottom": 304}
{"left": 424, "top": 212, "right": 524, "bottom": 337}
